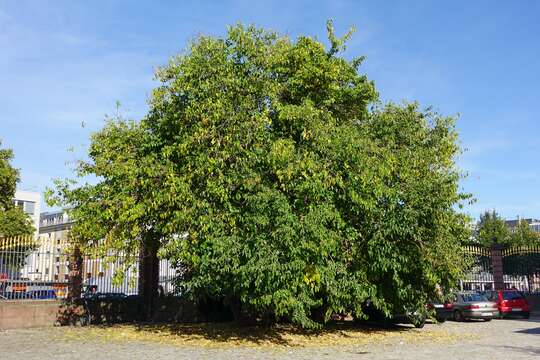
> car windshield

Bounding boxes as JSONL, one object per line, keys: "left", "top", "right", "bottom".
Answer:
{"left": 503, "top": 291, "right": 525, "bottom": 300}
{"left": 463, "top": 293, "right": 488, "bottom": 302}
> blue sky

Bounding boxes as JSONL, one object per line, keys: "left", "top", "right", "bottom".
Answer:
{"left": 1, "top": 1, "right": 539, "bottom": 220}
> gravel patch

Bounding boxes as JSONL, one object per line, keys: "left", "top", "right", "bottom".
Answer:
{"left": 1, "top": 317, "right": 539, "bottom": 359}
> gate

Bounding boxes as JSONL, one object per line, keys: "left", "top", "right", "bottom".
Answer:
{"left": 461, "top": 245, "right": 493, "bottom": 291}
{"left": 461, "top": 244, "right": 540, "bottom": 293}
{"left": 502, "top": 246, "right": 540, "bottom": 293}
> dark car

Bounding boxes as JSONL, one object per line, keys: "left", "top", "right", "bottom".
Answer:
{"left": 96, "top": 292, "right": 128, "bottom": 300}
{"left": 484, "top": 290, "right": 530, "bottom": 319}
{"left": 428, "top": 300, "right": 455, "bottom": 322}
{"left": 360, "top": 300, "right": 427, "bottom": 328}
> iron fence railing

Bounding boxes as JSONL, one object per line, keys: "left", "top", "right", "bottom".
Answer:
{"left": 462, "top": 244, "right": 540, "bottom": 294}
{"left": 0, "top": 235, "right": 68, "bottom": 299}
{"left": 4, "top": 236, "right": 539, "bottom": 300}
{"left": 502, "top": 246, "right": 540, "bottom": 293}
{"left": 0, "top": 235, "right": 177, "bottom": 300}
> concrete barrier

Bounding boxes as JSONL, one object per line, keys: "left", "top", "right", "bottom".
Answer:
{"left": 1, "top": 295, "right": 539, "bottom": 330}
{"left": 0, "top": 300, "right": 61, "bottom": 330}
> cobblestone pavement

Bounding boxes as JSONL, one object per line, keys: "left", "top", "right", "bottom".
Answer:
{"left": 2, "top": 317, "right": 539, "bottom": 360}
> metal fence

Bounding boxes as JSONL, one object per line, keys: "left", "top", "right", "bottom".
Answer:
{"left": 502, "top": 246, "right": 540, "bottom": 292}
{"left": 462, "top": 245, "right": 540, "bottom": 293}
{"left": 0, "top": 235, "right": 177, "bottom": 300}
{"left": 5, "top": 235, "right": 539, "bottom": 300}
{"left": 460, "top": 245, "right": 494, "bottom": 292}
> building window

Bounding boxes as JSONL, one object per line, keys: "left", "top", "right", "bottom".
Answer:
{"left": 24, "top": 201, "right": 35, "bottom": 215}
{"left": 14, "top": 200, "right": 24, "bottom": 211}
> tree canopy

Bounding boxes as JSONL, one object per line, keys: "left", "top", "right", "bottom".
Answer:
{"left": 48, "top": 22, "right": 471, "bottom": 328}
{"left": 475, "top": 210, "right": 510, "bottom": 247}
{"left": 0, "top": 140, "right": 34, "bottom": 238}
{"left": 509, "top": 219, "right": 540, "bottom": 247}
{"left": 474, "top": 210, "right": 539, "bottom": 247}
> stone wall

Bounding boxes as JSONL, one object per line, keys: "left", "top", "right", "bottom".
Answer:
{"left": 3, "top": 295, "right": 537, "bottom": 330}
{"left": 0, "top": 300, "right": 61, "bottom": 330}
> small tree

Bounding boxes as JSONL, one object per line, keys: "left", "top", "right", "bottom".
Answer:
{"left": 475, "top": 210, "right": 510, "bottom": 247}
{"left": 0, "top": 140, "right": 34, "bottom": 238}
{"left": 0, "top": 140, "right": 35, "bottom": 277}
{"left": 510, "top": 219, "right": 540, "bottom": 247}
{"left": 47, "top": 120, "right": 163, "bottom": 315}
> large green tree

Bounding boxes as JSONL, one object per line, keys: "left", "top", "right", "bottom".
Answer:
{"left": 48, "top": 22, "right": 470, "bottom": 328}
{"left": 0, "top": 140, "right": 34, "bottom": 238}
{"left": 475, "top": 210, "right": 510, "bottom": 247}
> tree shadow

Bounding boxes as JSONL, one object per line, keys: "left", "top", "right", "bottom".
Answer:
{"left": 131, "top": 320, "right": 410, "bottom": 347}
{"left": 501, "top": 314, "right": 540, "bottom": 322}
{"left": 515, "top": 327, "right": 540, "bottom": 335}
{"left": 498, "top": 346, "right": 540, "bottom": 355}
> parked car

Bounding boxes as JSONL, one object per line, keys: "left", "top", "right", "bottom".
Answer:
{"left": 452, "top": 292, "right": 499, "bottom": 321}
{"left": 28, "top": 289, "right": 57, "bottom": 299}
{"left": 484, "top": 290, "right": 530, "bottom": 319}
{"left": 0, "top": 291, "right": 32, "bottom": 299}
{"left": 96, "top": 292, "right": 128, "bottom": 300}
{"left": 428, "top": 300, "right": 455, "bottom": 322}
{"left": 359, "top": 300, "right": 427, "bottom": 328}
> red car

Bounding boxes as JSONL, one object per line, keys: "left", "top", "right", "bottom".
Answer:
{"left": 485, "top": 290, "right": 530, "bottom": 319}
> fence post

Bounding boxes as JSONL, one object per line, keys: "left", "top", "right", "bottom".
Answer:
{"left": 491, "top": 244, "right": 504, "bottom": 291}
{"left": 68, "top": 246, "right": 83, "bottom": 300}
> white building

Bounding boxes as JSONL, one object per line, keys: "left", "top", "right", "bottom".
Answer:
{"left": 13, "top": 190, "right": 41, "bottom": 237}
{"left": 39, "top": 210, "right": 74, "bottom": 239}
{"left": 21, "top": 210, "right": 75, "bottom": 282}
{"left": 506, "top": 218, "right": 540, "bottom": 233}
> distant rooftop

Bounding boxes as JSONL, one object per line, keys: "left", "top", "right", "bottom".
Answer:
{"left": 39, "top": 209, "right": 74, "bottom": 234}
{"left": 505, "top": 218, "right": 540, "bottom": 234}
{"left": 505, "top": 218, "right": 540, "bottom": 227}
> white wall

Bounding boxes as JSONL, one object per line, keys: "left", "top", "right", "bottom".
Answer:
{"left": 13, "top": 190, "right": 41, "bottom": 237}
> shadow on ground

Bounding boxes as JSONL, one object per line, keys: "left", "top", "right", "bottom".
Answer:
{"left": 515, "top": 326, "right": 540, "bottom": 335}
{"left": 499, "top": 346, "right": 540, "bottom": 355}
{"left": 128, "top": 321, "right": 411, "bottom": 347}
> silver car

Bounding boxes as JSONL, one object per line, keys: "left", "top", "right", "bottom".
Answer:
{"left": 452, "top": 292, "right": 499, "bottom": 321}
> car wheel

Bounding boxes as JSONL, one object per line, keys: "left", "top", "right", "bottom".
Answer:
{"left": 80, "top": 314, "right": 91, "bottom": 326}
{"left": 523, "top": 312, "right": 530, "bottom": 319}
{"left": 414, "top": 318, "right": 425, "bottom": 329}
{"left": 454, "top": 310, "right": 463, "bottom": 322}
{"left": 382, "top": 317, "right": 392, "bottom": 329}
{"left": 436, "top": 317, "right": 446, "bottom": 324}
{"left": 484, "top": 318, "right": 492, "bottom": 322}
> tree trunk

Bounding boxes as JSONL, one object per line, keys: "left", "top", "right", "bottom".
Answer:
{"left": 68, "top": 246, "right": 83, "bottom": 300}
{"left": 138, "top": 235, "right": 159, "bottom": 320}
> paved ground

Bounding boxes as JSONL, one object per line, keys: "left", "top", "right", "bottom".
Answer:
{"left": 1, "top": 317, "right": 539, "bottom": 360}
